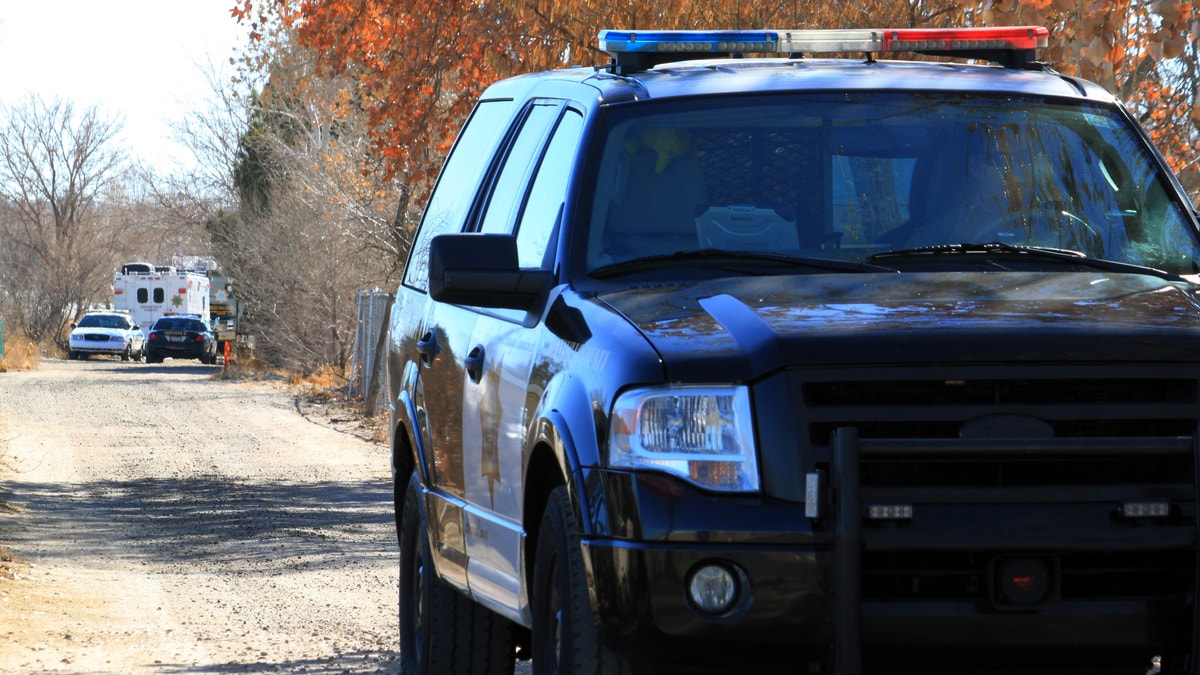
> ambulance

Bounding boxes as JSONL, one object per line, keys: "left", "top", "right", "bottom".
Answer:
{"left": 113, "top": 262, "right": 211, "bottom": 339}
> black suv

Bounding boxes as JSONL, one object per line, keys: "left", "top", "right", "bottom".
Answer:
{"left": 387, "top": 26, "right": 1200, "bottom": 674}
{"left": 145, "top": 315, "right": 218, "bottom": 364}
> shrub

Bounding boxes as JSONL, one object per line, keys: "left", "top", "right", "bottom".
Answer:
{"left": 0, "top": 331, "right": 40, "bottom": 372}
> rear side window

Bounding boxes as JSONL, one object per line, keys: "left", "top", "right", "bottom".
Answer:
{"left": 515, "top": 110, "right": 583, "bottom": 268}
{"left": 403, "top": 99, "right": 516, "bottom": 292}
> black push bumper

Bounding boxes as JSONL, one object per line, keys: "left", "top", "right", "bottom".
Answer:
{"left": 581, "top": 427, "right": 1200, "bottom": 673}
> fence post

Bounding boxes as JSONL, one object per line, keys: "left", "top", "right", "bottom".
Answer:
{"left": 349, "top": 289, "right": 394, "bottom": 414}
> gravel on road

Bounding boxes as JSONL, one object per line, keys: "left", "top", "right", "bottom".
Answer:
{"left": 0, "top": 357, "right": 401, "bottom": 674}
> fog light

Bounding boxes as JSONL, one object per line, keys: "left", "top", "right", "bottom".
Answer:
{"left": 687, "top": 564, "right": 738, "bottom": 614}
{"left": 1122, "top": 500, "right": 1170, "bottom": 518}
{"left": 867, "top": 503, "right": 913, "bottom": 520}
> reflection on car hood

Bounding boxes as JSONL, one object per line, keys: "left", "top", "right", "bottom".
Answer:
{"left": 597, "top": 272, "right": 1200, "bottom": 380}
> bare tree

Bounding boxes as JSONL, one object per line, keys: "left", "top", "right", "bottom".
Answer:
{"left": 0, "top": 95, "right": 131, "bottom": 346}
{"left": 191, "top": 40, "right": 402, "bottom": 375}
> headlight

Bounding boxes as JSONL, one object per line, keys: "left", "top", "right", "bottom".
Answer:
{"left": 608, "top": 384, "right": 759, "bottom": 492}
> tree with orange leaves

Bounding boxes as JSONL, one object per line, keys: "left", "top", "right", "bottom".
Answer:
{"left": 234, "top": 0, "right": 1199, "bottom": 204}
{"left": 988, "top": 0, "right": 1200, "bottom": 197}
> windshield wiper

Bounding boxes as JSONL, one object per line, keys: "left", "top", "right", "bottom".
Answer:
{"left": 868, "top": 242, "right": 1186, "bottom": 281}
{"left": 590, "top": 248, "right": 897, "bottom": 279}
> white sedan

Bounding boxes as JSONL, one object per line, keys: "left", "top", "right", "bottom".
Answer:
{"left": 68, "top": 311, "right": 145, "bottom": 361}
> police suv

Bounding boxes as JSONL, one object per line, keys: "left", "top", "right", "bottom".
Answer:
{"left": 387, "top": 26, "right": 1200, "bottom": 674}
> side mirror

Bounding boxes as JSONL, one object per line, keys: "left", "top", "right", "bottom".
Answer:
{"left": 428, "top": 233, "right": 553, "bottom": 310}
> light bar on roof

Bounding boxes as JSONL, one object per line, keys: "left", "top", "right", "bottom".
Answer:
{"left": 598, "top": 30, "right": 783, "bottom": 54}
{"left": 881, "top": 27, "right": 1048, "bottom": 52}
{"left": 598, "top": 26, "right": 1049, "bottom": 57}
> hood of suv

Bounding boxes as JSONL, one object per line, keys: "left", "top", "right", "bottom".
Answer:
{"left": 599, "top": 271, "right": 1200, "bottom": 381}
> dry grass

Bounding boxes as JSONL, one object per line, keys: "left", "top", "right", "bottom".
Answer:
{"left": 212, "top": 347, "right": 288, "bottom": 383}
{"left": 0, "top": 332, "right": 41, "bottom": 372}
{"left": 286, "top": 363, "right": 344, "bottom": 392}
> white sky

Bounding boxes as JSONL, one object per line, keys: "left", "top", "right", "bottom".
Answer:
{"left": 0, "top": 0, "right": 248, "bottom": 174}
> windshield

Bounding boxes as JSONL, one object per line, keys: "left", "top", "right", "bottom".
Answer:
{"left": 78, "top": 315, "right": 129, "bottom": 329}
{"left": 154, "top": 318, "right": 204, "bottom": 331}
{"left": 582, "top": 93, "right": 1200, "bottom": 276}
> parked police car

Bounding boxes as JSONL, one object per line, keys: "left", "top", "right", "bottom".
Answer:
{"left": 387, "top": 26, "right": 1200, "bottom": 674}
{"left": 68, "top": 310, "right": 145, "bottom": 361}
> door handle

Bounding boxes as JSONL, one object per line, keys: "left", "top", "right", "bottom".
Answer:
{"left": 465, "top": 345, "right": 485, "bottom": 384}
{"left": 416, "top": 330, "right": 440, "bottom": 366}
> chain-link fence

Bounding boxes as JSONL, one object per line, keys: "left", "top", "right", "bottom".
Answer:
{"left": 348, "top": 289, "right": 393, "bottom": 411}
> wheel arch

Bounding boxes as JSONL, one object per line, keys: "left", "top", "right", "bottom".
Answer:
{"left": 522, "top": 403, "right": 599, "bottom": 606}
{"left": 390, "top": 389, "right": 420, "bottom": 539}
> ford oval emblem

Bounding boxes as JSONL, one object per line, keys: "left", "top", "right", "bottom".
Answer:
{"left": 960, "top": 414, "right": 1054, "bottom": 439}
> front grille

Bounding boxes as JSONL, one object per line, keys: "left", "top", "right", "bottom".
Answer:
{"left": 795, "top": 364, "right": 1199, "bottom": 606}
{"left": 805, "top": 375, "right": 1198, "bottom": 444}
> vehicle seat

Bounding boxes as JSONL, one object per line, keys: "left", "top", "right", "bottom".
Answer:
{"left": 603, "top": 141, "right": 708, "bottom": 262}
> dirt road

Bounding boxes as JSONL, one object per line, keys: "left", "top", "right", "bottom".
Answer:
{"left": 0, "top": 358, "right": 400, "bottom": 673}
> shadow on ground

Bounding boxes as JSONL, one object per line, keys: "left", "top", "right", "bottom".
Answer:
{"left": 3, "top": 474, "right": 396, "bottom": 574}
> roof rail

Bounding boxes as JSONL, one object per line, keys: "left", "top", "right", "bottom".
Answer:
{"left": 599, "top": 26, "right": 1050, "bottom": 74}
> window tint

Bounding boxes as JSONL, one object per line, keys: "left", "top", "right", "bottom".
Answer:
{"left": 153, "top": 288, "right": 165, "bottom": 303}
{"left": 403, "top": 99, "right": 516, "bottom": 291}
{"left": 478, "top": 102, "right": 562, "bottom": 238}
{"left": 515, "top": 110, "right": 584, "bottom": 268}
{"left": 137, "top": 288, "right": 148, "bottom": 303}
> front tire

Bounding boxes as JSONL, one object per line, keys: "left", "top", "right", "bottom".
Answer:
{"left": 399, "top": 471, "right": 514, "bottom": 675}
{"left": 531, "top": 486, "right": 621, "bottom": 675}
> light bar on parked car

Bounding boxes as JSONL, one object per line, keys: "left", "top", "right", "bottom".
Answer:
{"left": 599, "top": 26, "right": 1050, "bottom": 73}
{"left": 598, "top": 26, "right": 1049, "bottom": 56}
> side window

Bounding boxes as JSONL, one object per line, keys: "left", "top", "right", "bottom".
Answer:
{"left": 403, "top": 99, "right": 516, "bottom": 292}
{"left": 478, "top": 102, "right": 562, "bottom": 237}
{"left": 515, "top": 110, "right": 584, "bottom": 268}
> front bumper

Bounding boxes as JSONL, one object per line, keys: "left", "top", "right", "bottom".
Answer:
{"left": 581, "top": 462, "right": 1196, "bottom": 672}
{"left": 69, "top": 336, "right": 128, "bottom": 354}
